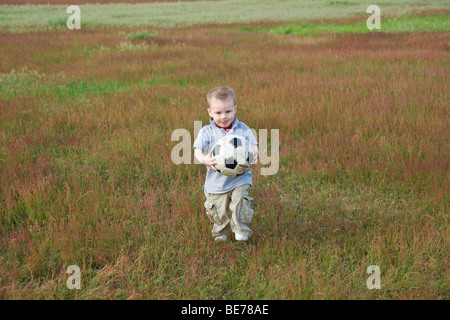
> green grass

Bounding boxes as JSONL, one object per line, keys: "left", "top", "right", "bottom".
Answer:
{"left": 239, "top": 13, "right": 450, "bottom": 36}
{"left": 0, "top": 68, "right": 175, "bottom": 101}
{"left": 126, "top": 31, "right": 158, "bottom": 40}
{"left": 0, "top": 0, "right": 449, "bottom": 32}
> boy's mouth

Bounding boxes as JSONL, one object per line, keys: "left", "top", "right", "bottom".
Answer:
{"left": 219, "top": 120, "right": 229, "bottom": 127}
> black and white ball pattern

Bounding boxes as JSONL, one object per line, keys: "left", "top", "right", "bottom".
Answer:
{"left": 211, "top": 134, "right": 254, "bottom": 177}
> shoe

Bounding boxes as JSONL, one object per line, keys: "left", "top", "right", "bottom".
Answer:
{"left": 214, "top": 234, "right": 227, "bottom": 241}
{"left": 235, "top": 233, "right": 249, "bottom": 241}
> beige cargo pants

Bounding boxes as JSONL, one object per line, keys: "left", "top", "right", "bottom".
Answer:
{"left": 204, "top": 184, "right": 254, "bottom": 239}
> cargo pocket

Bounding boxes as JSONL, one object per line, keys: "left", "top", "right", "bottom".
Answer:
{"left": 204, "top": 201, "right": 218, "bottom": 224}
{"left": 241, "top": 196, "right": 254, "bottom": 225}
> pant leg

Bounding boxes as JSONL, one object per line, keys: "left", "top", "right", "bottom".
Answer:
{"left": 204, "top": 191, "right": 231, "bottom": 238}
{"left": 229, "top": 184, "right": 254, "bottom": 237}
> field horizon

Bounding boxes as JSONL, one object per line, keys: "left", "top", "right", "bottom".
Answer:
{"left": 0, "top": 0, "right": 449, "bottom": 301}
{"left": 1, "top": 0, "right": 450, "bottom": 32}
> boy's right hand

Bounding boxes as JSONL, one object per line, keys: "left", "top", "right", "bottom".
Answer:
{"left": 203, "top": 150, "right": 217, "bottom": 172}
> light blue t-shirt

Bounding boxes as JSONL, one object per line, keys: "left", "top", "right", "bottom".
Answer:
{"left": 193, "top": 117, "right": 258, "bottom": 194}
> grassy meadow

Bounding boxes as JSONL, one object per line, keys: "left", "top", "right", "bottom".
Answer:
{"left": 0, "top": 1, "right": 449, "bottom": 300}
{"left": 1, "top": 0, "right": 450, "bottom": 32}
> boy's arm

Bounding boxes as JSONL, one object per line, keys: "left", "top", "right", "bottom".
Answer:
{"left": 194, "top": 147, "right": 218, "bottom": 172}
{"left": 252, "top": 145, "right": 258, "bottom": 165}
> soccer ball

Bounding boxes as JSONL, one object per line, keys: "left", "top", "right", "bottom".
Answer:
{"left": 211, "top": 134, "right": 254, "bottom": 177}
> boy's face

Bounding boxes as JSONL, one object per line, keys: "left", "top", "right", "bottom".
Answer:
{"left": 207, "top": 97, "right": 237, "bottom": 128}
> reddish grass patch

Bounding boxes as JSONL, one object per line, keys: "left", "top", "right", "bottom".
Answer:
{"left": 0, "top": 19, "right": 448, "bottom": 299}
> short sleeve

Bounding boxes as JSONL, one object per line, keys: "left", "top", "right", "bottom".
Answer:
{"left": 246, "top": 129, "right": 258, "bottom": 146}
{"left": 193, "top": 127, "right": 210, "bottom": 151}
{"left": 239, "top": 125, "right": 257, "bottom": 146}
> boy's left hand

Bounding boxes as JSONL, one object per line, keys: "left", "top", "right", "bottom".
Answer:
{"left": 252, "top": 154, "right": 258, "bottom": 165}
{"left": 252, "top": 145, "right": 258, "bottom": 165}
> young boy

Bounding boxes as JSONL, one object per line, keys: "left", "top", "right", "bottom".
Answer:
{"left": 194, "top": 86, "right": 258, "bottom": 242}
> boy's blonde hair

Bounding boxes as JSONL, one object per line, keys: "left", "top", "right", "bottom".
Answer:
{"left": 207, "top": 86, "right": 236, "bottom": 107}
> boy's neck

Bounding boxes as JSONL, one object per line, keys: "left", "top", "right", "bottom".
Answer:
{"left": 222, "top": 122, "right": 233, "bottom": 132}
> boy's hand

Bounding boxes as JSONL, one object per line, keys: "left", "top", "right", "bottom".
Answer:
{"left": 252, "top": 153, "right": 258, "bottom": 165}
{"left": 251, "top": 145, "right": 258, "bottom": 165}
{"left": 203, "top": 150, "right": 218, "bottom": 172}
